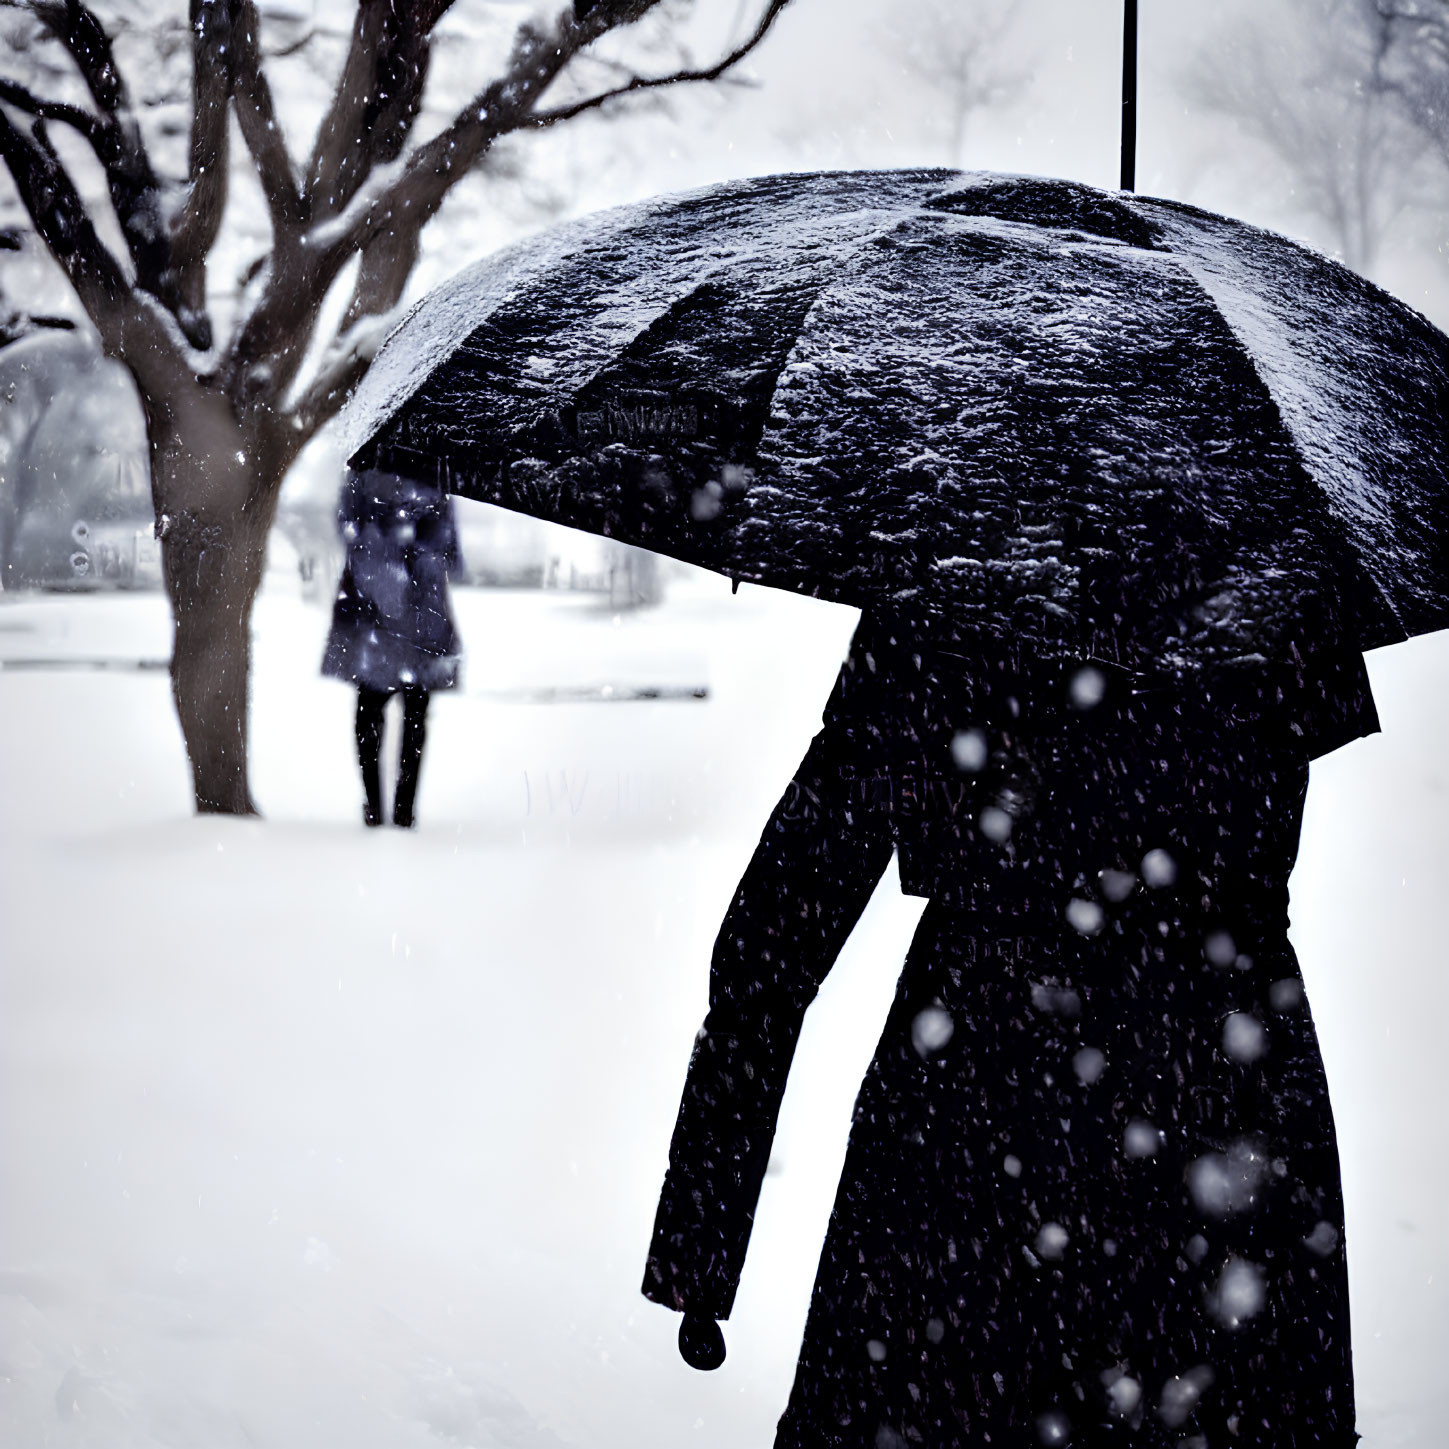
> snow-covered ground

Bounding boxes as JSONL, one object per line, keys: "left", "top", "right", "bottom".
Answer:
{"left": 1, "top": 563, "right": 1447, "bottom": 1448}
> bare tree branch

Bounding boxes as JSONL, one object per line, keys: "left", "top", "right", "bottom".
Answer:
{"left": 229, "top": 0, "right": 791, "bottom": 423}
{"left": 2, "top": 0, "right": 802, "bottom": 815}
{"left": 302, "top": 0, "right": 456, "bottom": 223}
{"left": 16, "top": 1, "right": 171, "bottom": 302}
{"left": 265, "top": 26, "right": 321, "bottom": 61}
{"left": 231, "top": 210, "right": 420, "bottom": 424}
{"left": 27, "top": 0, "right": 129, "bottom": 114}
{"left": 339, "top": 222, "right": 420, "bottom": 334}
{"left": 1183, "top": 0, "right": 1428, "bottom": 275}
{"left": 168, "top": 0, "right": 234, "bottom": 350}
{"left": 0, "top": 105, "right": 188, "bottom": 406}
{"left": 880, "top": 0, "right": 1032, "bottom": 167}
{"left": 230, "top": 0, "right": 303, "bottom": 229}
{"left": 282, "top": 330, "right": 383, "bottom": 458}
{"left": 528, "top": 0, "right": 790, "bottom": 128}
{"left": 0, "top": 107, "right": 126, "bottom": 310}
{"left": 0, "top": 76, "right": 105, "bottom": 142}
{"left": 229, "top": 4, "right": 591, "bottom": 386}
{"left": 329, "top": 0, "right": 785, "bottom": 270}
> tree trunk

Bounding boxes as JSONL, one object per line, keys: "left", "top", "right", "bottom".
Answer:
{"left": 160, "top": 502, "right": 272, "bottom": 814}
{"left": 150, "top": 404, "right": 279, "bottom": 816}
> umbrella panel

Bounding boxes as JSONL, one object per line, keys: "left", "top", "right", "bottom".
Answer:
{"left": 742, "top": 210, "right": 1376, "bottom": 671}
{"left": 355, "top": 171, "right": 1442, "bottom": 670}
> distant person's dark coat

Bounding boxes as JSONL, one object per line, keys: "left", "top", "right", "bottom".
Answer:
{"left": 644, "top": 614, "right": 1374, "bottom": 1449}
{"left": 322, "top": 468, "right": 462, "bottom": 693}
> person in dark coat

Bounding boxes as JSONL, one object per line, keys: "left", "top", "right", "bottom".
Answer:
{"left": 322, "top": 467, "right": 463, "bottom": 828}
{"left": 644, "top": 610, "right": 1374, "bottom": 1449}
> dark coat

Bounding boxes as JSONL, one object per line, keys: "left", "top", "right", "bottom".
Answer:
{"left": 321, "top": 468, "right": 463, "bottom": 693}
{"left": 644, "top": 617, "right": 1366, "bottom": 1449}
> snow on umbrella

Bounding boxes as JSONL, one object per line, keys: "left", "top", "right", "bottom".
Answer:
{"left": 345, "top": 169, "right": 1449, "bottom": 676}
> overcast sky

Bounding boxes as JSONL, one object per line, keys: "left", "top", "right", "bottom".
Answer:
{"left": 3, "top": 1, "right": 1442, "bottom": 324}
{"left": 424, "top": 0, "right": 1449, "bottom": 326}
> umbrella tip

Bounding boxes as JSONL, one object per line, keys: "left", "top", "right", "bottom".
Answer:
{"left": 732, "top": 577, "right": 740, "bottom": 595}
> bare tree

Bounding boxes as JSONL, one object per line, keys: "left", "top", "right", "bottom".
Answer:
{"left": 882, "top": 0, "right": 1032, "bottom": 168}
{"left": 1372, "top": 0, "right": 1449, "bottom": 165}
{"left": 1184, "top": 0, "right": 1441, "bottom": 277}
{"left": 0, "top": 0, "right": 792, "bottom": 815}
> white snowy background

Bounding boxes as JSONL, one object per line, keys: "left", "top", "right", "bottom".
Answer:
{"left": 3, "top": 566, "right": 1448, "bottom": 1448}
{"left": 4, "top": 1, "right": 1449, "bottom": 1445}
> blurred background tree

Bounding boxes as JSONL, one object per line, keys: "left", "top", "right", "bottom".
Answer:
{"left": 1181, "top": 0, "right": 1449, "bottom": 279}
{"left": 1374, "top": 1, "right": 1449, "bottom": 169}
{"left": 0, "top": 0, "right": 791, "bottom": 815}
{"left": 880, "top": 0, "right": 1033, "bottom": 169}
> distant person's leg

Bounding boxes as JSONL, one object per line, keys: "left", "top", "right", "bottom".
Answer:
{"left": 393, "top": 686, "right": 432, "bottom": 827}
{"left": 355, "top": 686, "right": 388, "bottom": 826}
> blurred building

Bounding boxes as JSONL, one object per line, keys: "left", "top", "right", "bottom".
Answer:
{"left": 0, "top": 325, "right": 669, "bottom": 605}
{"left": 0, "top": 327, "right": 158, "bottom": 592}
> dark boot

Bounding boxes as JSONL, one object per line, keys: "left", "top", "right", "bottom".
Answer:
{"left": 393, "top": 686, "right": 431, "bottom": 827}
{"left": 355, "top": 687, "right": 388, "bottom": 827}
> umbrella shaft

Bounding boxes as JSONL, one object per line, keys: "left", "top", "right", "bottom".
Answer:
{"left": 1121, "top": 0, "right": 1139, "bottom": 192}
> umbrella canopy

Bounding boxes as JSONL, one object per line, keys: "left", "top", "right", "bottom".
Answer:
{"left": 346, "top": 170, "right": 1449, "bottom": 675}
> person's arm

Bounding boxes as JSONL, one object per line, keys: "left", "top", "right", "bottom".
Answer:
{"left": 440, "top": 494, "right": 464, "bottom": 581}
{"left": 642, "top": 722, "right": 894, "bottom": 1331}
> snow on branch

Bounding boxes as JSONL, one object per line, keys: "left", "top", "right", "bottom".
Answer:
{"left": 0, "top": 76, "right": 107, "bottom": 145}
{"left": 287, "top": 306, "right": 406, "bottom": 444}
{"left": 301, "top": 0, "right": 457, "bottom": 226}
{"left": 296, "top": 154, "right": 409, "bottom": 257}
{"left": 340, "top": 222, "right": 422, "bottom": 335}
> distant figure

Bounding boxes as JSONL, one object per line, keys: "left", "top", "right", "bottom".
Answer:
{"left": 322, "top": 467, "right": 463, "bottom": 828}
{"left": 644, "top": 610, "right": 1375, "bottom": 1449}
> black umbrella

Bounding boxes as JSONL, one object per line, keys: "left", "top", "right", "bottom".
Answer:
{"left": 346, "top": 169, "right": 1449, "bottom": 676}
{"left": 344, "top": 171, "right": 1434, "bottom": 1442}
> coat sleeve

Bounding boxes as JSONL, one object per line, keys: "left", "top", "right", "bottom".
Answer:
{"left": 642, "top": 719, "right": 895, "bottom": 1321}
{"left": 442, "top": 495, "right": 464, "bottom": 580}
{"left": 336, "top": 471, "right": 364, "bottom": 541}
